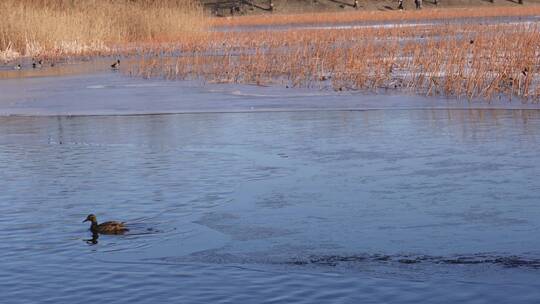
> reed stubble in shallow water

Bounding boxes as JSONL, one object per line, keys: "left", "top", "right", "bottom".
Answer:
{"left": 0, "top": 0, "right": 206, "bottom": 60}
{"left": 130, "top": 20, "right": 540, "bottom": 102}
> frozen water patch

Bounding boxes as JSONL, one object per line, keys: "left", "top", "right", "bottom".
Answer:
{"left": 299, "top": 22, "right": 436, "bottom": 31}
{"left": 216, "top": 15, "right": 540, "bottom": 32}
{"left": 1, "top": 71, "right": 540, "bottom": 116}
{"left": 219, "top": 88, "right": 338, "bottom": 98}
{"left": 86, "top": 84, "right": 108, "bottom": 89}
{"left": 122, "top": 83, "right": 177, "bottom": 88}
{"left": 299, "top": 20, "right": 540, "bottom": 31}
{"left": 87, "top": 82, "right": 178, "bottom": 90}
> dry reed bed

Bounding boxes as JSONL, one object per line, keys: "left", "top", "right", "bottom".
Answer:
{"left": 0, "top": 0, "right": 205, "bottom": 61}
{"left": 211, "top": 6, "right": 540, "bottom": 28}
{"left": 130, "top": 21, "right": 540, "bottom": 102}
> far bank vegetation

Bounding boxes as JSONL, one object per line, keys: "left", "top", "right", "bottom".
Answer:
{"left": 0, "top": 0, "right": 205, "bottom": 60}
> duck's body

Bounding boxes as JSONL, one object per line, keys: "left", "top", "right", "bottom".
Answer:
{"left": 92, "top": 221, "right": 128, "bottom": 234}
{"left": 83, "top": 214, "right": 129, "bottom": 234}
{"left": 111, "top": 59, "right": 120, "bottom": 69}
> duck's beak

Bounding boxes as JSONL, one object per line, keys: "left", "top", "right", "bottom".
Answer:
{"left": 83, "top": 219, "right": 89, "bottom": 223}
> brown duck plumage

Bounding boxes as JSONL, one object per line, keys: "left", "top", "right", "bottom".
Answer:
{"left": 83, "top": 214, "right": 129, "bottom": 234}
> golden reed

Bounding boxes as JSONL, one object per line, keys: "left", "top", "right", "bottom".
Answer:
{"left": 130, "top": 19, "right": 540, "bottom": 102}
{"left": 0, "top": 0, "right": 205, "bottom": 60}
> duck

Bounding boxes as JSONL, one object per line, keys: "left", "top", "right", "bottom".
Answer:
{"left": 14, "top": 64, "right": 21, "bottom": 70}
{"left": 32, "top": 59, "right": 43, "bottom": 69}
{"left": 83, "top": 214, "right": 129, "bottom": 234}
{"left": 111, "top": 59, "right": 120, "bottom": 69}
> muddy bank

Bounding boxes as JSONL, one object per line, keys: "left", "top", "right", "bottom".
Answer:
{"left": 216, "top": 0, "right": 540, "bottom": 15}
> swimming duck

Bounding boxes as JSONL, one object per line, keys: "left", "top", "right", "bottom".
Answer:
{"left": 14, "top": 64, "right": 21, "bottom": 70}
{"left": 83, "top": 214, "right": 129, "bottom": 234}
{"left": 32, "top": 59, "right": 43, "bottom": 69}
{"left": 111, "top": 59, "right": 120, "bottom": 69}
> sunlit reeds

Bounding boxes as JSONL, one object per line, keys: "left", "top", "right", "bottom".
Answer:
{"left": 130, "top": 20, "right": 540, "bottom": 102}
{"left": 3, "top": 2, "right": 539, "bottom": 102}
{"left": 0, "top": 0, "right": 205, "bottom": 60}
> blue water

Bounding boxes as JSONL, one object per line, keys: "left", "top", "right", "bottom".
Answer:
{"left": 1, "top": 109, "right": 540, "bottom": 303}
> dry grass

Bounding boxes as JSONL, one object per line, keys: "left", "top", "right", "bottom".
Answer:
{"left": 129, "top": 19, "right": 540, "bottom": 102}
{"left": 3, "top": 3, "right": 539, "bottom": 102}
{"left": 0, "top": 0, "right": 205, "bottom": 60}
{"left": 211, "top": 6, "right": 540, "bottom": 27}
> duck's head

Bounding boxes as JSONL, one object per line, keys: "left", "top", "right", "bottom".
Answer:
{"left": 83, "top": 214, "right": 97, "bottom": 223}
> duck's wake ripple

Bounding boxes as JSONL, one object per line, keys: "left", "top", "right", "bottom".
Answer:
{"left": 288, "top": 253, "right": 540, "bottom": 269}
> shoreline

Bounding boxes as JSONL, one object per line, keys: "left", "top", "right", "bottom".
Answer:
{"left": 2, "top": 7, "right": 540, "bottom": 106}
{"left": 207, "top": 0, "right": 540, "bottom": 15}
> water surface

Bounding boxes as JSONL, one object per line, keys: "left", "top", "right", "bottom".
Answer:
{"left": 1, "top": 109, "right": 540, "bottom": 303}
